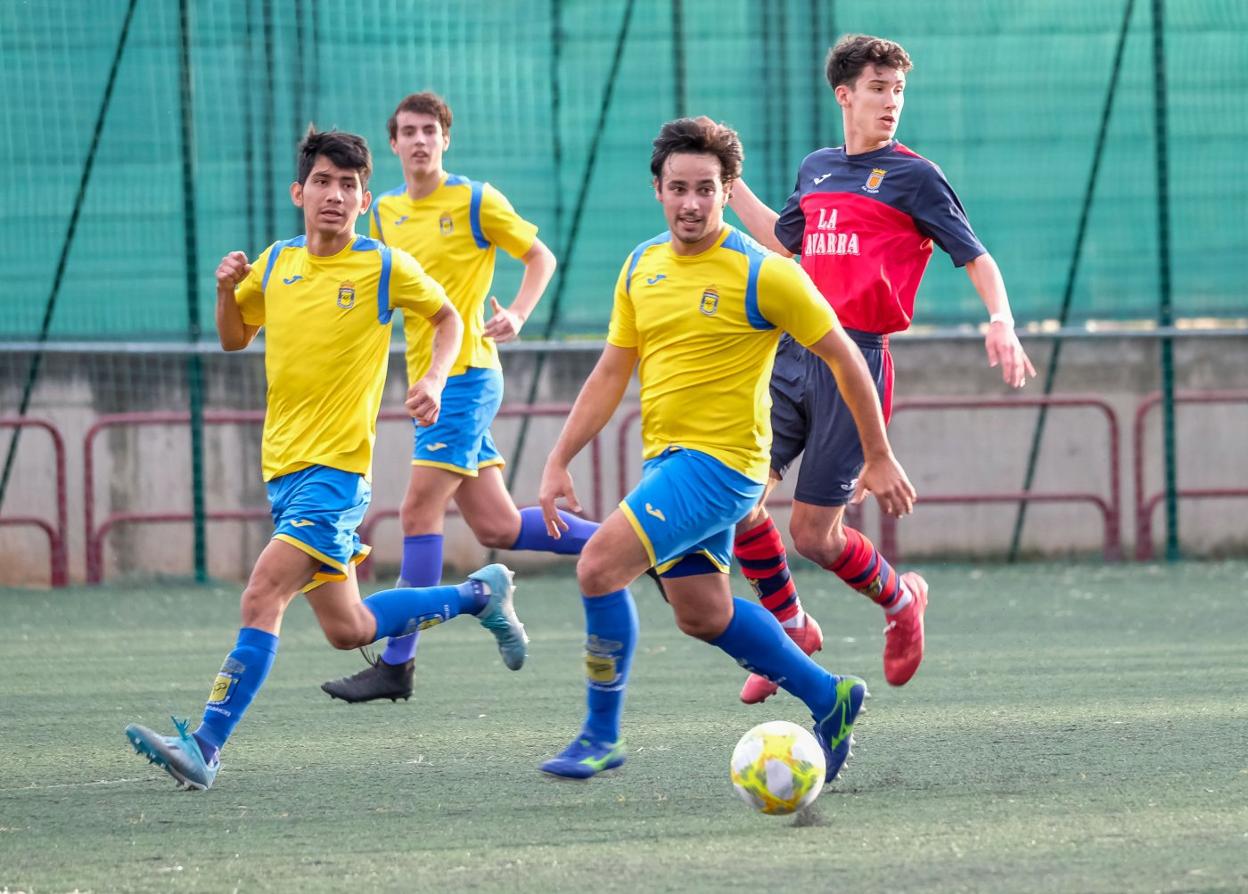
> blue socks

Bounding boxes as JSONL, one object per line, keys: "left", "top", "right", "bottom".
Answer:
{"left": 381, "top": 534, "right": 444, "bottom": 665}
{"left": 580, "top": 589, "right": 638, "bottom": 744}
{"left": 193, "top": 627, "right": 279, "bottom": 764}
{"left": 512, "top": 506, "right": 598, "bottom": 555}
{"left": 363, "top": 579, "right": 486, "bottom": 640}
{"left": 710, "top": 598, "right": 837, "bottom": 719}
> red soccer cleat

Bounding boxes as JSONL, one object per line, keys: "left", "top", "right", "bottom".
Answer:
{"left": 883, "top": 572, "right": 928, "bottom": 686}
{"left": 739, "top": 614, "right": 824, "bottom": 704}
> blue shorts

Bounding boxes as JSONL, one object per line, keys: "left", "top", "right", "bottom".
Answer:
{"left": 412, "top": 366, "right": 505, "bottom": 476}
{"left": 620, "top": 448, "right": 765, "bottom": 576}
{"left": 770, "top": 330, "right": 894, "bottom": 507}
{"left": 267, "top": 465, "right": 371, "bottom": 589}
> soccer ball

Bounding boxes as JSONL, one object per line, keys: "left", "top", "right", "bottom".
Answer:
{"left": 730, "top": 720, "right": 826, "bottom": 815}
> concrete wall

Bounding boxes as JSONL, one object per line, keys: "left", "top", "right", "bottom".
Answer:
{"left": 1, "top": 333, "right": 1245, "bottom": 587}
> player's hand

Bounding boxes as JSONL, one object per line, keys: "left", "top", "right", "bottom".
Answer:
{"left": 483, "top": 296, "right": 525, "bottom": 343}
{"left": 538, "top": 461, "right": 581, "bottom": 539}
{"left": 853, "top": 453, "right": 916, "bottom": 518}
{"left": 405, "top": 376, "right": 444, "bottom": 427}
{"left": 985, "top": 322, "right": 1037, "bottom": 389}
{"left": 215, "top": 251, "right": 251, "bottom": 289}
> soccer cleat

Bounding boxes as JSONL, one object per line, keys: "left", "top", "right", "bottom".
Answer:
{"left": 740, "top": 614, "right": 824, "bottom": 704}
{"left": 321, "top": 652, "right": 414, "bottom": 703}
{"left": 540, "top": 736, "right": 626, "bottom": 779}
{"left": 883, "top": 572, "right": 928, "bottom": 686}
{"left": 470, "top": 563, "right": 528, "bottom": 670}
{"left": 124, "top": 716, "right": 219, "bottom": 791}
{"left": 812, "top": 675, "right": 867, "bottom": 782}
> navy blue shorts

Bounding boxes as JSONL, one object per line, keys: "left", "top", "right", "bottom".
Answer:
{"left": 769, "top": 329, "right": 894, "bottom": 507}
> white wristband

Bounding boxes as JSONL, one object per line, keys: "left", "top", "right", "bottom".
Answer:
{"left": 989, "top": 312, "right": 1014, "bottom": 326}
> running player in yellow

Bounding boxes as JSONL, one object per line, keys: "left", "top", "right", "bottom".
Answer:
{"left": 320, "top": 92, "right": 594, "bottom": 703}
{"left": 536, "top": 117, "right": 916, "bottom": 781}
{"left": 123, "top": 129, "right": 528, "bottom": 791}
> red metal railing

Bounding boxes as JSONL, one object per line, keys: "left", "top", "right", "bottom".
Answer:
{"left": 84, "top": 404, "right": 587, "bottom": 584}
{"left": 880, "top": 396, "right": 1122, "bottom": 561}
{"left": 0, "top": 417, "right": 68, "bottom": 586}
{"left": 1133, "top": 390, "right": 1248, "bottom": 560}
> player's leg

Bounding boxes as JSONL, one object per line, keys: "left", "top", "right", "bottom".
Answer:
{"left": 790, "top": 334, "right": 927, "bottom": 686}
{"left": 539, "top": 508, "right": 648, "bottom": 779}
{"left": 733, "top": 336, "right": 824, "bottom": 703}
{"left": 124, "top": 537, "right": 316, "bottom": 790}
{"left": 457, "top": 462, "right": 599, "bottom": 555}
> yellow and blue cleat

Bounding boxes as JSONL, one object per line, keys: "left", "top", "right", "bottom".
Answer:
{"left": 470, "top": 563, "right": 528, "bottom": 670}
{"left": 813, "top": 675, "right": 868, "bottom": 782}
{"left": 125, "top": 716, "right": 219, "bottom": 791}
{"left": 540, "top": 736, "right": 627, "bottom": 779}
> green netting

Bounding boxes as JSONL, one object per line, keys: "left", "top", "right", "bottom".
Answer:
{"left": 2, "top": 0, "right": 1246, "bottom": 341}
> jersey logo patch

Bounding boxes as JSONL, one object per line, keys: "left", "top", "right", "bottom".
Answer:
{"left": 644, "top": 503, "right": 667, "bottom": 522}
{"left": 439, "top": 213, "right": 453, "bottom": 235}
{"left": 337, "top": 281, "right": 356, "bottom": 310}
{"left": 646, "top": 274, "right": 666, "bottom": 286}
{"left": 394, "top": 215, "right": 410, "bottom": 226}
{"left": 863, "top": 168, "right": 888, "bottom": 193}
{"left": 813, "top": 173, "right": 832, "bottom": 185}
{"left": 282, "top": 275, "right": 303, "bottom": 285}
{"left": 699, "top": 287, "right": 719, "bottom": 316}
{"left": 290, "top": 519, "right": 316, "bottom": 528}
{"left": 425, "top": 442, "right": 448, "bottom": 452}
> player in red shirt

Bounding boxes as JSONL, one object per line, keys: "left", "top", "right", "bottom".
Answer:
{"left": 728, "top": 34, "right": 1035, "bottom": 702}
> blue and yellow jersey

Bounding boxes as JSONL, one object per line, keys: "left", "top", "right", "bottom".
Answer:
{"left": 608, "top": 225, "right": 839, "bottom": 482}
{"left": 369, "top": 174, "right": 538, "bottom": 381}
{"left": 234, "top": 235, "right": 448, "bottom": 481}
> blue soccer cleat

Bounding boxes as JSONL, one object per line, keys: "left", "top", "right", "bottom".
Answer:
{"left": 540, "top": 736, "right": 627, "bottom": 779}
{"left": 469, "top": 563, "right": 528, "bottom": 670}
{"left": 813, "top": 675, "right": 868, "bottom": 782}
{"left": 124, "top": 716, "right": 219, "bottom": 791}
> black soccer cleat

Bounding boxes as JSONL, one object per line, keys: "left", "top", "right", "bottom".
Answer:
{"left": 321, "top": 653, "right": 415, "bottom": 703}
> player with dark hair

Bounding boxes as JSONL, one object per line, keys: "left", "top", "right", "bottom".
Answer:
{"left": 536, "top": 116, "right": 916, "bottom": 781}
{"left": 728, "top": 35, "right": 1037, "bottom": 703}
{"left": 123, "top": 128, "right": 528, "bottom": 790}
{"left": 320, "top": 91, "right": 595, "bottom": 703}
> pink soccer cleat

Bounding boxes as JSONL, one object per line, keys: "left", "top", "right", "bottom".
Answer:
{"left": 739, "top": 614, "right": 824, "bottom": 704}
{"left": 883, "top": 572, "right": 928, "bottom": 686}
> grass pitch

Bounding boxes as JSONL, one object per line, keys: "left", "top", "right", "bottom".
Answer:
{"left": 1, "top": 561, "right": 1246, "bottom": 893}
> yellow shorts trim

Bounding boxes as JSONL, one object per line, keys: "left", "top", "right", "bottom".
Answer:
{"left": 618, "top": 500, "right": 658, "bottom": 568}
{"left": 654, "top": 548, "right": 730, "bottom": 576}
{"left": 274, "top": 534, "right": 371, "bottom": 593}
{"left": 412, "top": 459, "right": 479, "bottom": 477}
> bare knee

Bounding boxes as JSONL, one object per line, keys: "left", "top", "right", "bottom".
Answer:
{"left": 240, "top": 575, "right": 291, "bottom": 631}
{"left": 469, "top": 515, "right": 520, "bottom": 550}
{"left": 400, "top": 493, "right": 443, "bottom": 535}
{"left": 791, "top": 520, "right": 848, "bottom": 567}
{"left": 672, "top": 609, "right": 723, "bottom": 642}
{"left": 576, "top": 550, "right": 616, "bottom": 597}
{"left": 322, "top": 625, "right": 370, "bottom": 651}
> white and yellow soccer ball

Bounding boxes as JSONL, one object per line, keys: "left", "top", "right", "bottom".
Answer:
{"left": 730, "top": 720, "right": 826, "bottom": 815}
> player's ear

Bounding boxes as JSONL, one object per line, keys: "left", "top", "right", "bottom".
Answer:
{"left": 653, "top": 176, "right": 662, "bottom": 202}
{"left": 833, "top": 83, "right": 851, "bottom": 108}
{"left": 290, "top": 181, "right": 304, "bottom": 208}
{"left": 359, "top": 189, "right": 373, "bottom": 215}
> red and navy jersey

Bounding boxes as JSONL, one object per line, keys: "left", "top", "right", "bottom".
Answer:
{"left": 774, "top": 140, "right": 985, "bottom": 334}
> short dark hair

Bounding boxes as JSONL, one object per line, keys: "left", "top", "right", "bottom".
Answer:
{"left": 387, "top": 92, "right": 453, "bottom": 141}
{"left": 825, "top": 34, "right": 913, "bottom": 89}
{"left": 650, "top": 116, "right": 743, "bottom": 185}
{"left": 295, "top": 126, "right": 372, "bottom": 186}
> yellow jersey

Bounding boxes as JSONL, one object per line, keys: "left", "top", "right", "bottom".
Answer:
{"left": 235, "top": 235, "right": 448, "bottom": 481}
{"left": 608, "top": 226, "right": 839, "bottom": 482}
{"left": 369, "top": 174, "right": 538, "bottom": 381}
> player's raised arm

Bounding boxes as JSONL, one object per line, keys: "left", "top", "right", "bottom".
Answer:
{"left": 215, "top": 250, "right": 260, "bottom": 351}
{"left": 727, "top": 180, "right": 793, "bottom": 257}
{"left": 483, "top": 237, "right": 557, "bottom": 343}
{"left": 539, "top": 343, "right": 637, "bottom": 537}
{"left": 964, "top": 252, "right": 1036, "bottom": 389}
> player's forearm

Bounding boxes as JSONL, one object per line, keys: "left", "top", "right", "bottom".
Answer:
{"left": 728, "top": 180, "right": 792, "bottom": 256}
{"left": 965, "top": 253, "right": 1014, "bottom": 323}
{"left": 509, "top": 239, "right": 557, "bottom": 323}
{"left": 424, "top": 302, "right": 464, "bottom": 383}
{"left": 809, "top": 328, "right": 894, "bottom": 460}
{"left": 548, "top": 346, "right": 635, "bottom": 466}
{"left": 215, "top": 286, "right": 255, "bottom": 351}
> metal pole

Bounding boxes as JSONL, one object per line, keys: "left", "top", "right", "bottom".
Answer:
{"left": 0, "top": 0, "right": 139, "bottom": 514}
{"left": 1007, "top": 0, "right": 1135, "bottom": 561}
{"left": 179, "top": 0, "right": 207, "bottom": 582}
{"left": 671, "top": 0, "right": 686, "bottom": 117}
{"left": 1151, "top": 0, "right": 1179, "bottom": 561}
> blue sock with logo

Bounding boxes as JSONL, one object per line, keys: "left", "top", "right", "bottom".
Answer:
{"left": 192, "top": 627, "right": 279, "bottom": 764}
{"left": 381, "top": 534, "right": 444, "bottom": 665}
{"left": 580, "top": 589, "right": 638, "bottom": 745}
{"left": 511, "top": 506, "right": 598, "bottom": 555}
{"left": 363, "top": 580, "right": 487, "bottom": 640}
{"left": 710, "top": 598, "right": 836, "bottom": 718}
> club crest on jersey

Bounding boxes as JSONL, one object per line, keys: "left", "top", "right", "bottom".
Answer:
{"left": 439, "top": 213, "right": 454, "bottom": 235}
{"left": 863, "top": 168, "right": 888, "bottom": 193}
{"left": 700, "top": 287, "right": 720, "bottom": 316}
{"left": 337, "top": 281, "right": 356, "bottom": 310}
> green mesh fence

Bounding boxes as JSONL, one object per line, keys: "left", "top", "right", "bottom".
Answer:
{"left": 3, "top": 0, "right": 1246, "bottom": 342}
